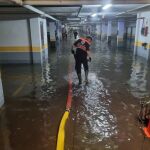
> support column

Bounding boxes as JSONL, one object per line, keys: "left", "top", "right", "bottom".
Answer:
{"left": 0, "top": 71, "right": 4, "bottom": 108}
{"left": 49, "top": 22, "right": 56, "bottom": 48}
{"left": 30, "top": 18, "right": 48, "bottom": 63}
{"left": 101, "top": 22, "right": 107, "bottom": 40}
{"left": 134, "top": 12, "right": 150, "bottom": 60}
{"left": 107, "top": 21, "right": 112, "bottom": 44}
{"left": 96, "top": 24, "right": 101, "bottom": 38}
{"left": 0, "top": 18, "right": 48, "bottom": 64}
{"left": 117, "top": 20, "right": 125, "bottom": 47}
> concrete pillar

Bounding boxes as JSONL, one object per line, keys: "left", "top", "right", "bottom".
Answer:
{"left": 134, "top": 12, "right": 150, "bottom": 60}
{"left": 107, "top": 21, "right": 112, "bottom": 44}
{"left": 117, "top": 20, "right": 125, "bottom": 47}
{"left": 111, "top": 21, "right": 118, "bottom": 40}
{"left": 30, "top": 18, "right": 48, "bottom": 63}
{"left": 0, "top": 20, "right": 31, "bottom": 64}
{"left": 83, "top": 25, "right": 87, "bottom": 34}
{"left": 49, "top": 22, "right": 56, "bottom": 47}
{"left": 96, "top": 24, "right": 101, "bottom": 38}
{"left": 59, "top": 22, "right": 63, "bottom": 41}
{"left": 0, "top": 18, "right": 48, "bottom": 64}
{"left": 101, "top": 22, "right": 107, "bottom": 40}
{"left": 0, "top": 71, "right": 4, "bottom": 108}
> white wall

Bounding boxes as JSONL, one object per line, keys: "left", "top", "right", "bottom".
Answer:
{"left": 112, "top": 22, "right": 117, "bottom": 36}
{"left": 117, "top": 21, "right": 125, "bottom": 37}
{"left": 102, "top": 22, "right": 107, "bottom": 36}
{"left": 0, "top": 20, "right": 29, "bottom": 46}
{"left": 134, "top": 12, "right": 150, "bottom": 59}
{"left": 107, "top": 21, "right": 112, "bottom": 36}
{"left": 30, "top": 18, "right": 41, "bottom": 48}
{"left": 40, "top": 18, "right": 48, "bottom": 47}
{"left": 49, "top": 22, "right": 56, "bottom": 41}
{"left": 40, "top": 18, "right": 48, "bottom": 59}
{"left": 83, "top": 25, "right": 87, "bottom": 34}
{"left": 57, "top": 22, "right": 62, "bottom": 41}
{"left": 30, "top": 18, "right": 48, "bottom": 61}
{"left": 0, "top": 17, "right": 48, "bottom": 64}
{"left": 96, "top": 24, "right": 101, "bottom": 36}
{"left": 30, "top": 18, "right": 48, "bottom": 49}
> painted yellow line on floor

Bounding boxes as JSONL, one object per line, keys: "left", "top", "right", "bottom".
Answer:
{"left": 0, "top": 44, "right": 48, "bottom": 52}
{"left": 12, "top": 77, "right": 30, "bottom": 97}
{"left": 56, "top": 111, "right": 69, "bottom": 150}
{"left": 12, "top": 82, "right": 26, "bottom": 97}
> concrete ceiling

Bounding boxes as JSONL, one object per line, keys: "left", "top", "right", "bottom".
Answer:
{"left": 23, "top": 0, "right": 150, "bottom": 5}
{"left": 0, "top": 0, "right": 150, "bottom": 22}
{"left": 0, "top": 0, "right": 14, "bottom": 5}
{"left": 35, "top": 4, "right": 149, "bottom": 22}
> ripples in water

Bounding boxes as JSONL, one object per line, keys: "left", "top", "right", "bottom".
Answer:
{"left": 128, "top": 57, "right": 149, "bottom": 98}
{"left": 40, "top": 60, "right": 56, "bottom": 100}
{"left": 73, "top": 72, "right": 118, "bottom": 144}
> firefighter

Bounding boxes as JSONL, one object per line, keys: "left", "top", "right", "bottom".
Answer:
{"left": 71, "top": 36, "right": 92, "bottom": 84}
{"left": 73, "top": 31, "right": 78, "bottom": 39}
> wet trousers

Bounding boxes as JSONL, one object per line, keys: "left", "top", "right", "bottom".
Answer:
{"left": 74, "top": 54, "right": 88, "bottom": 74}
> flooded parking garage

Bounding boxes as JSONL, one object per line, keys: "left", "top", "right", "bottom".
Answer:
{"left": 1, "top": 1, "right": 150, "bottom": 150}
{"left": 0, "top": 35, "right": 150, "bottom": 150}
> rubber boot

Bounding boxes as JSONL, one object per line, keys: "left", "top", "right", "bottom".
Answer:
{"left": 77, "top": 74, "right": 82, "bottom": 85}
{"left": 85, "top": 71, "right": 88, "bottom": 84}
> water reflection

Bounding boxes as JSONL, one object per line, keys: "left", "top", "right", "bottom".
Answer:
{"left": 56, "top": 39, "right": 62, "bottom": 59}
{"left": 128, "top": 56, "right": 148, "bottom": 98}
{"left": 41, "top": 59, "right": 56, "bottom": 100}
{"left": 0, "top": 109, "right": 12, "bottom": 150}
{"left": 114, "top": 52, "right": 123, "bottom": 73}
{"left": 73, "top": 73, "right": 118, "bottom": 144}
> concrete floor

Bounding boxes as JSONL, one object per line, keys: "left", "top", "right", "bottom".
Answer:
{"left": 0, "top": 35, "right": 150, "bottom": 150}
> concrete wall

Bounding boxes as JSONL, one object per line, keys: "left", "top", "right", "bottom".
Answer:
{"left": 126, "top": 23, "right": 136, "bottom": 50}
{"left": 49, "top": 22, "right": 56, "bottom": 42}
{"left": 96, "top": 24, "right": 101, "bottom": 37}
{"left": 117, "top": 20, "right": 125, "bottom": 47}
{"left": 134, "top": 12, "right": 150, "bottom": 60}
{"left": 111, "top": 21, "right": 117, "bottom": 36}
{"left": 56, "top": 22, "right": 62, "bottom": 41}
{"left": 107, "top": 21, "right": 112, "bottom": 37}
{"left": 30, "top": 18, "right": 48, "bottom": 61}
{"left": 101, "top": 22, "right": 107, "bottom": 40}
{"left": 0, "top": 18, "right": 48, "bottom": 64}
{"left": 0, "top": 20, "right": 30, "bottom": 63}
{"left": 82, "top": 25, "right": 86, "bottom": 34}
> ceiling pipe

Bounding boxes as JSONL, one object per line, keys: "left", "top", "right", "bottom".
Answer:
{"left": 116, "top": 4, "right": 150, "bottom": 16}
{"left": 23, "top": 5, "right": 58, "bottom": 21}
{"left": 8, "top": 0, "right": 58, "bottom": 21}
{"left": 77, "top": 5, "right": 82, "bottom": 17}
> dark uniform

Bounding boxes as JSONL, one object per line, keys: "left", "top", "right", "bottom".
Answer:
{"left": 73, "top": 38, "right": 91, "bottom": 84}
{"left": 73, "top": 31, "right": 78, "bottom": 39}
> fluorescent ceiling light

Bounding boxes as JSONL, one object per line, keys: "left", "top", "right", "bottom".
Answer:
{"left": 83, "top": 5, "right": 102, "bottom": 7}
{"left": 67, "top": 18, "right": 80, "bottom": 21}
{"left": 102, "top": 4, "right": 112, "bottom": 10}
{"left": 91, "top": 13, "right": 97, "bottom": 17}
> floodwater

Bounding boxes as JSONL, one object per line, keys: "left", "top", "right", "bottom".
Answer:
{"left": 0, "top": 35, "right": 150, "bottom": 150}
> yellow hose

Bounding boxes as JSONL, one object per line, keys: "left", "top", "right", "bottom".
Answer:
{"left": 56, "top": 111, "right": 69, "bottom": 150}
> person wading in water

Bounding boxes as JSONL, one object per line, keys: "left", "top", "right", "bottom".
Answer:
{"left": 71, "top": 36, "right": 93, "bottom": 85}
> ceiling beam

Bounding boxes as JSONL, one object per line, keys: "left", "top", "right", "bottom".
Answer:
{"left": 23, "top": 0, "right": 150, "bottom": 5}
{"left": 23, "top": 5, "right": 58, "bottom": 21}
{"left": 116, "top": 4, "right": 150, "bottom": 16}
{"left": 8, "top": 0, "right": 23, "bottom": 5}
{"left": 77, "top": 6, "right": 82, "bottom": 17}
